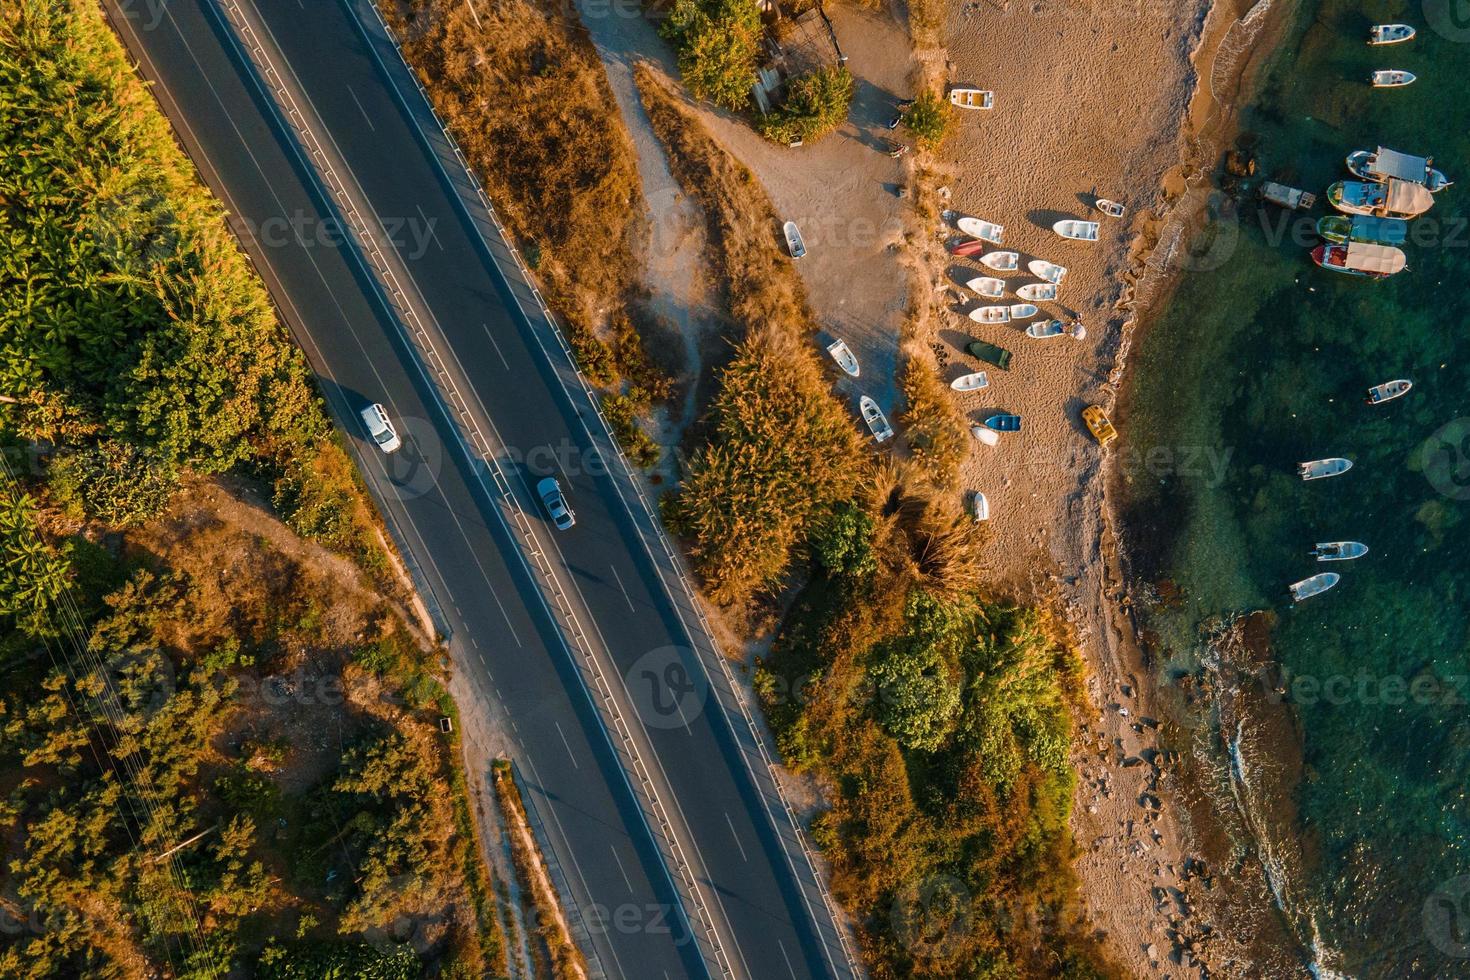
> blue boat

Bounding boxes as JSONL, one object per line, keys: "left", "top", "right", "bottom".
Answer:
{"left": 983, "top": 414, "right": 1022, "bottom": 432}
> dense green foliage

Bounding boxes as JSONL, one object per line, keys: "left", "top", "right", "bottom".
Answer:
{"left": 902, "top": 91, "right": 950, "bottom": 150}
{"left": 758, "top": 66, "right": 855, "bottom": 145}
{"left": 757, "top": 487, "right": 1122, "bottom": 978}
{"left": 0, "top": 485, "right": 69, "bottom": 634}
{"left": 660, "top": 0, "right": 763, "bottom": 111}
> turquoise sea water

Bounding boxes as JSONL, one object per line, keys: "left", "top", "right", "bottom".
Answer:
{"left": 1119, "top": 2, "right": 1470, "bottom": 975}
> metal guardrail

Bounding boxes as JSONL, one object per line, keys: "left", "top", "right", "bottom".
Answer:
{"left": 207, "top": 5, "right": 733, "bottom": 977}
{"left": 352, "top": 5, "right": 865, "bottom": 977}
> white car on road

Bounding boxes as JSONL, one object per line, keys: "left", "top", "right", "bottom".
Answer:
{"left": 359, "top": 402, "right": 401, "bottom": 453}
{"left": 537, "top": 476, "right": 575, "bottom": 531}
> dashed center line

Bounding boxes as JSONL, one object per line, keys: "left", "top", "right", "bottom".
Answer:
{"left": 724, "top": 813, "right": 748, "bottom": 862}
{"left": 553, "top": 721, "right": 579, "bottom": 768}
{"left": 609, "top": 565, "right": 636, "bottom": 612}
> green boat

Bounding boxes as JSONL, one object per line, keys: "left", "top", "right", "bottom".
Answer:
{"left": 1317, "top": 214, "right": 1409, "bottom": 246}
{"left": 966, "top": 338, "right": 1012, "bottom": 371}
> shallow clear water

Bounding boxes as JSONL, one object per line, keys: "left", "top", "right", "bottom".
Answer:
{"left": 1120, "top": 2, "right": 1470, "bottom": 974}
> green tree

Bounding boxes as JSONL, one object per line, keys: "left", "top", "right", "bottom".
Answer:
{"left": 758, "top": 65, "right": 854, "bottom": 145}
{"left": 0, "top": 483, "right": 70, "bottom": 635}
{"left": 902, "top": 90, "right": 950, "bottom": 150}
{"left": 661, "top": 0, "right": 762, "bottom": 111}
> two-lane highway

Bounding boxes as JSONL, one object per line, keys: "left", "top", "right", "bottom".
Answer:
{"left": 104, "top": 0, "right": 855, "bottom": 977}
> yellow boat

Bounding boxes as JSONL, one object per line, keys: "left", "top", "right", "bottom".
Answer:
{"left": 1082, "top": 405, "right": 1117, "bottom": 447}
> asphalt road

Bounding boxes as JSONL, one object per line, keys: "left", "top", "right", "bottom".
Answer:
{"left": 102, "top": 1, "right": 849, "bottom": 977}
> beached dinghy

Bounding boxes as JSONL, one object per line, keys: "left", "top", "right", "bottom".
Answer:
{"left": 1311, "top": 242, "right": 1407, "bottom": 279}
{"left": 967, "top": 276, "right": 1006, "bottom": 298}
{"left": 826, "top": 338, "right": 860, "bottom": 377}
{"left": 966, "top": 338, "right": 1013, "bottom": 370}
{"left": 1366, "top": 379, "right": 1412, "bottom": 404}
{"left": 1095, "top": 199, "right": 1126, "bottom": 218}
{"left": 980, "top": 250, "right": 1020, "bottom": 271}
{"left": 957, "top": 217, "right": 1004, "bottom": 243}
{"left": 783, "top": 221, "right": 806, "bottom": 258}
{"left": 1369, "top": 23, "right": 1415, "bottom": 45}
{"left": 1026, "top": 319, "right": 1066, "bottom": 339}
{"left": 1053, "top": 220, "right": 1100, "bottom": 242}
{"left": 950, "top": 371, "right": 989, "bottom": 391}
{"left": 969, "top": 305, "right": 1011, "bottom": 324}
{"left": 1312, "top": 541, "right": 1369, "bottom": 562}
{"left": 983, "top": 414, "right": 1022, "bottom": 432}
{"left": 1009, "top": 303, "right": 1039, "bottom": 319}
{"left": 1015, "top": 282, "right": 1058, "bottom": 301}
{"left": 1299, "top": 457, "right": 1353, "bottom": 481}
{"left": 949, "top": 88, "right": 994, "bottom": 110}
{"left": 970, "top": 426, "right": 999, "bottom": 447}
{"left": 1347, "top": 147, "right": 1452, "bottom": 192}
{"left": 1028, "top": 259, "right": 1069, "bottom": 284}
{"left": 859, "top": 395, "right": 893, "bottom": 443}
{"left": 971, "top": 491, "right": 990, "bottom": 521}
{"left": 949, "top": 238, "right": 988, "bottom": 257}
{"left": 1371, "top": 69, "right": 1416, "bottom": 88}
{"left": 1290, "top": 572, "right": 1340, "bottom": 601}
{"left": 1328, "top": 179, "right": 1433, "bottom": 218}
{"left": 1316, "top": 215, "right": 1408, "bottom": 246}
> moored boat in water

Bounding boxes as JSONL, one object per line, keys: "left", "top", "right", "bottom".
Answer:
{"left": 1370, "top": 69, "right": 1416, "bottom": 88}
{"left": 1347, "top": 147, "right": 1452, "bottom": 193}
{"left": 1311, "top": 242, "right": 1407, "bottom": 278}
{"left": 1260, "top": 181, "right": 1317, "bottom": 210}
{"left": 1299, "top": 457, "right": 1353, "bottom": 481}
{"left": 1366, "top": 379, "right": 1412, "bottom": 404}
{"left": 1316, "top": 214, "right": 1408, "bottom": 246}
{"left": 1312, "top": 541, "right": 1369, "bottom": 562}
{"left": 1290, "top": 572, "right": 1341, "bottom": 601}
{"left": 1327, "top": 179, "right": 1433, "bottom": 217}
{"left": 1368, "top": 23, "right": 1415, "bottom": 45}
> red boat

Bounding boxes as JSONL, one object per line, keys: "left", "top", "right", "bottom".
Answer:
{"left": 948, "top": 237, "right": 987, "bottom": 257}
{"left": 1311, "top": 242, "right": 1406, "bottom": 279}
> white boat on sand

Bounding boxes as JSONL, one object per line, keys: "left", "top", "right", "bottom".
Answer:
{"left": 860, "top": 395, "right": 893, "bottom": 443}
{"left": 1366, "top": 379, "right": 1412, "bottom": 404}
{"left": 957, "top": 217, "right": 1004, "bottom": 243}
{"left": 971, "top": 491, "right": 990, "bottom": 521}
{"left": 1026, "top": 319, "right": 1085, "bottom": 339}
{"left": 1299, "top": 457, "right": 1353, "bottom": 481}
{"left": 966, "top": 276, "right": 1005, "bottom": 298}
{"left": 1312, "top": 541, "right": 1368, "bottom": 562}
{"left": 1095, "top": 198, "right": 1126, "bottom": 217}
{"left": 1371, "top": 69, "right": 1415, "bottom": 88}
{"left": 1290, "top": 572, "right": 1340, "bottom": 601}
{"left": 1015, "top": 282, "right": 1057, "bottom": 302}
{"left": 1053, "top": 219, "right": 1100, "bottom": 241}
{"left": 949, "top": 88, "right": 994, "bottom": 110}
{"left": 969, "top": 305, "right": 1011, "bottom": 324}
{"left": 826, "top": 338, "right": 859, "bottom": 377}
{"left": 980, "top": 250, "right": 1019, "bottom": 271}
{"left": 950, "top": 371, "right": 989, "bottom": 391}
{"left": 971, "top": 426, "right": 999, "bottom": 447}
{"left": 1009, "top": 303, "right": 1038, "bottom": 319}
{"left": 783, "top": 221, "right": 806, "bottom": 258}
{"left": 1369, "top": 24, "right": 1415, "bottom": 45}
{"left": 1028, "top": 259, "right": 1068, "bottom": 284}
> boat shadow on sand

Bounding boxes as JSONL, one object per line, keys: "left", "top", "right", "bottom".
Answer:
{"left": 1026, "top": 206, "right": 1082, "bottom": 231}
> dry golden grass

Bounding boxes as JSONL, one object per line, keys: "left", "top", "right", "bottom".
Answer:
{"left": 897, "top": 356, "right": 968, "bottom": 489}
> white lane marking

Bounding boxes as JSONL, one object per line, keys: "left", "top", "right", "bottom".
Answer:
{"left": 345, "top": 83, "right": 375, "bottom": 130}
{"left": 609, "top": 845, "right": 634, "bottom": 893}
{"left": 776, "top": 939, "right": 797, "bottom": 980}
{"left": 609, "top": 565, "right": 635, "bottom": 612}
{"left": 554, "top": 721, "right": 579, "bottom": 769}
{"left": 415, "top": 203, "right": 444, "bottom": 251}
{"left": 480, "top": 322, "right": 511, "bottom": 370}
{"left": 724, "top": 813, "right": 748, "bottom": 863}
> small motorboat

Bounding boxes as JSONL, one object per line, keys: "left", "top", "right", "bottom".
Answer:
{"left": 1312, "top": 541, "right": 1369, "bottom": 562}
{"left": 1260, "top": 181, "right": 1317, "bottom": 210}
{"left": 1299, "top": 457, "right": 1353, "bottom": 481}
{"left": 1366, "top": 379, "right": 1412, "bottom": 404}
{"left": 1346, "top": 147, "right": 1452, "bottom": 192}
{"left": 950, "top": 371, "right": 989, "bottom": 391}
{"left": 971, "top": 425, "right": 999, "bottom": 447}
{"left": 969, "top": 305, "right": 1011, "bottom": 324}
{"left": 1370, "top": 69, "right": 1416, "bottom": 88}
{"left": 971, "top": 491, "right": 990, "bottom": 522}
{"left": 1053, "top": 219, "right": 1100, "bottom": 241}
{"left": 966, "top": 338, "right": 1012, "bottom": 371}
{"left": 859, "top": 395, "right": 893, "bottom": 443}
{"left": 1095, "top": 198, "right": 1126, "bottom": 217}
{"left": 1026, "top": 319, "right": 1065, "bottom": 339}
{"left": 949, "top": 88, "right": 994, "bottom": 110}
{"left": 1015, "top": 282, "right": 1058, "bottom": 301}
{"left": 783, "top": 221, "right": 806, "bottom": 259}
{"left": 1328, "top": 179, "right": 1433, "bottom": 218}
{"left": 1082, "top": 405, "right": 1118, "bottom": 447}
{"left": 1311, "top": 242, "right": 1407, "bottom": 279}
{"left": 966, "top": 276, "right": 1005, "bottom": 298}
{"left": 949, "top": 238, "right": 988, "bottom": 257}
{"left": 1369, "top": 23, "right": 1415, "bottom": 45}
{"left": 826, "top": 338, "right": 859, "bottom": 377}
{"left": 983, "top": 413, "right": 1022, "bottom": 432}
{"left": 1028, "top": 259, "right": 1068, "bottom": 284}
{"left": 1009, "top": 303, "right": 1038, "bottom": 319}
{"left": 1316, "top": 215, "right": 1408, "bottom": 246}
{"left": 1290, "top": 572, "right": 1341, "bottom": 602}
{"left": 957, "top": 217, "right": 1004, "bottom": 243}
{"left": 980, "top": 250, "right": 1020, "bottom": 271}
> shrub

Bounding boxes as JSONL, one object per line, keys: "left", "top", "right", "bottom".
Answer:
{"left": 601, "top": 393, "right": 662, "bottom": 469}
{"left": 48, "top": 441, "right": 179, "bottom": 526}
{"left": 757, "top": 66, "right": 854, "bottom": 145}
{"left": 660, "top": 0, "right": 763, "bottom": 111}
{"left": 901, "top": 90, "right": 950, "bottom": 150}
{"left": 898, "top": 358, "right": 968, "bottom": 488}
